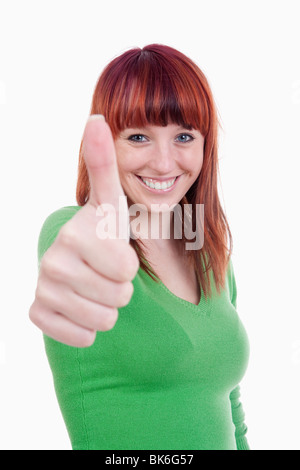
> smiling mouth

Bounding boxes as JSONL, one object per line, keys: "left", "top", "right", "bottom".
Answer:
{"left": 135, "top": 175, "right": 180, "bottom": 191}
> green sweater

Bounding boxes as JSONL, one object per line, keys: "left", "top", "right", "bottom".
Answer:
{"left": 38, "top": 206, "right": 250, "bottom": 450}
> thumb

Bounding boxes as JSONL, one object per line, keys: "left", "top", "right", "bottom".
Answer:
{"left": 82, "top": 115, "right": 125, "bottom": 209}
{"left": 82, "top": 115, "right": 129, "bottom": 242}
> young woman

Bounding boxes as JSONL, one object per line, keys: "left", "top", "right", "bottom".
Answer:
{"left": 29, "top": 44, "right": 250, "bottom": 450}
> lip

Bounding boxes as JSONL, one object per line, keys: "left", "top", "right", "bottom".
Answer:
{"left": 135, "top": 174, "right": 181, "bottom": 193}
{"left": 138, "top": 175, "right": 178, "bottom": 182}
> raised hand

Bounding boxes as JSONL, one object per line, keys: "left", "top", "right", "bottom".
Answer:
{"left": 29, "top": 116, "right": 139, "bottom": 347}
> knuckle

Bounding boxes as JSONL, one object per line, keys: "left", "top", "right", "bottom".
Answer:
{"left": 116, "top": 281, "right": 134, "bottom": 307}
{"left": 29, "top": 301, "right": 47, "bottom": 330}
{"left": 41, "top": 252, "right": 65, "bottom": 282}
{"left": 41, "top": 252, "right": 58, "bottom": 278}
{"left": 127, "top": 245, "right": 140, "bottom": 278}
{"left": 29, "top": 302, "right": 38, "bottom": 325}
{"left": 76, "top": 329, "right": 97, "bottom": 348}
{"left": 116, "top": 244, "right": 140, "bottom": 280}
{"left": 58, "top": 223, "right": 78, "bottom": 249}
{"left": 100, "top": 308, "right": 118, "bottom": 331}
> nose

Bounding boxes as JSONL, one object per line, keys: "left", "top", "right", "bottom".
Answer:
{"left": 148, "top": 143, "right": 176, "bottom": 175}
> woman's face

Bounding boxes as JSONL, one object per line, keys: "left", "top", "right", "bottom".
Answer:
{"left": 114, "top": 123, "right": 205, "bottom": 211}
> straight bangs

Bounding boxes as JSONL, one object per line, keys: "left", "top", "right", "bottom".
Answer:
{"left": 91, "top": 47, "right": 211, "bottom": 139}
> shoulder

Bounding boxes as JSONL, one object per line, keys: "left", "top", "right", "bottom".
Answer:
{"left": 37, "top": 206, "right": 82, "bottom": 265}
{"left": 39, "top": 206, "right": 82, "bottom": 230}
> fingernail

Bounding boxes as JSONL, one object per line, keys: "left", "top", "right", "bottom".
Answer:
{"left": 88, "top": 114, "right": 106, "bottom": 122}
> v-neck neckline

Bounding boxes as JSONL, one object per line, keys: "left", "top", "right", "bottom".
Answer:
{"left": 138, "top": 267, "right": 212, "bottom": 316}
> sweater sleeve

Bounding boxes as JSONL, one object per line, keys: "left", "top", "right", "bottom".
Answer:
{"left": 228, "top": 259, "right": 250, "bottom": 450}
{"left": 230, "top": 386, "right": 250, "bottom": 450}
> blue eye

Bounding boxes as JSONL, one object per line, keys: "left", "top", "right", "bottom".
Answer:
{"left": 176, "top": 134, "right": 194, "bottom": 143}
{"left": 128, "top": 133, "right": 195, "bottom": 143}
{"left": 128, "top": 134, "right": 147, "bottom": 143}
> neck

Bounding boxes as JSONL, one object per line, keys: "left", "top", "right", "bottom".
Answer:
{"left": 129, "top": 205, "right": 176, "bottom": 243}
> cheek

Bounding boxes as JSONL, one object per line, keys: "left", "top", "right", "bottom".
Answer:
{"left": 183, "top": 152, "right": 204, "bottom": 174}
{"left": 195, "top": 149, "right": 204, "bottom": 168}
{"left": 118, "top": 165, "right": 138, "bottom": 185}
{"left": 116, "top": 149, "right": 140, "bottom": 174}
{"left": 116, "top": 158, "right": 140, "bottom": 194}
{"left": 195, "top": 156, "right": 204, "bottom": 174}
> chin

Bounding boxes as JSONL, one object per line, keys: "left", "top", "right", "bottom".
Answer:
{"left": 132, "top": 197, "right": 182, "bottom": 214}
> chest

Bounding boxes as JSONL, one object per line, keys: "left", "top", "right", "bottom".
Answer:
{"left": 92, "top": 272, "right": 250, "bottom": 392}
{"left": 145, "top": 244, "right": 201, "bottom": 306}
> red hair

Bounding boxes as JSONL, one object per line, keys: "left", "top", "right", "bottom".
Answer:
{"left": 76, "top": 44, "right": 232, "bottom": 298}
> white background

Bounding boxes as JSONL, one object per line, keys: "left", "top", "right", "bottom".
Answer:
{"left": 0, "top": 0, "right": 299, "bottom": 450}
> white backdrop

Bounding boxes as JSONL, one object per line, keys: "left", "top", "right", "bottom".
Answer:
{"left": 0, "top": 0, "right": 299, "bottom": 450}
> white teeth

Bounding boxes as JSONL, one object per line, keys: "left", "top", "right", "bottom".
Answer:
{"left": 141, "top": 177, "right": 176, "bottom": 190}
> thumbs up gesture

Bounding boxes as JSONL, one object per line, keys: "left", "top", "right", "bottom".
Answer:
{"left": 29, "top": 116, "right": 139, "bottom": 347}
